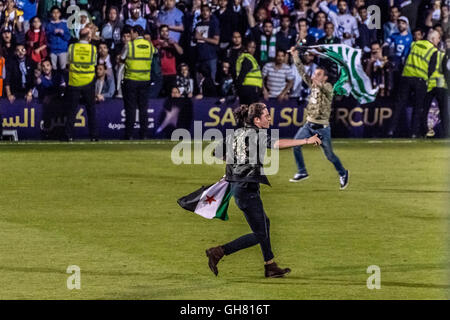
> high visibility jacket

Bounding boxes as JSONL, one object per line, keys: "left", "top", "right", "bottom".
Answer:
{"left": 402, "top": 40, "right": 438, "bottom": 81}
{"left": 124, "top": 38, "right": 154, "bottom": 81}
{"left": 0, "top": 56, "right": 4, "bottom": 97}
{"left": 236, "top": 53, "right": 263, "bottom": 88}
{"left": 427, "top": 50, "right": 448, "bottom": 92}
{"left": 68, "top": 42, "right": 97, "bottom": 87}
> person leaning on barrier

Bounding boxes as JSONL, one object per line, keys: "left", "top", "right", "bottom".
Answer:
{"left": 65, "top": 27, "right": 98, "bottom": 142}
{"left": 120, "top": 25, "right": 155, "bottom": 140}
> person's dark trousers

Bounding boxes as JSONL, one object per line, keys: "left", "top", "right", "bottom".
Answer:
{"left": 65, "top": 81, "right": 98, "bottom": 140}
{"left": 222, "top": 182, "right": 274, "bottom": 262}
{"left": 122, "top": 79, "right": 150, "bottom": 139}
{"left": 422, "top": 88, "right": 449, "bottom": 138}
{"left": 238, "top": 85, "right": 262, "bottom": 105}
{"left": 388, "top": 76, "right": 427, "bottom": 137}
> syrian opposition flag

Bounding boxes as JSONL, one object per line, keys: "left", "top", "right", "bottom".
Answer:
{"left": 309, "top": 44, "right": 378, "bottom": 104}
{"left": 177, "top": 179, "right": 232, "bottom": 221}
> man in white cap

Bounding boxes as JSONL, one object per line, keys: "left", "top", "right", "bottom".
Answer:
{"left": 383, "top": 16, "right": 413, "bottom": 70}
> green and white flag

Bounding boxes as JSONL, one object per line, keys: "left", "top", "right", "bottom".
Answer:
{"left": 310, "top": 44, "right": 378, "bottom": 104}
{"left": 177, "top": 179, "right": 232, "bottom": 221}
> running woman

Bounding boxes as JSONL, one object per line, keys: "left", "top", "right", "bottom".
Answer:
{"left": 206, "top": 102, "right": 321, "bottom": 278}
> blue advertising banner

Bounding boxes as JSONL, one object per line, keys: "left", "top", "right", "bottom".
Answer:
{"left": 0, "top": 97, "right": 419, "bottom": 140}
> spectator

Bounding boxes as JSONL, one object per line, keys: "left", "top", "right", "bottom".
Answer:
{"left": 101, "top": 6, "right": 123, "bottom": 54}
{"left": 95, "top": 63, "right": 116, "bottom": 101}
{"left": 5, "top": 43, "right": 36, "bottom": 104}
{"left": 195, "top": 63, "right": 217, "bottom": 98}
{"left": 413, "top": 27, "right": 425, "bottom": 41}
{"left": 425, "top": 0, "right": 444, "bottom": 28}
{"left": 224, "top": 31, "right": 243, "bottom": 78}
{"left": 441, "top": 5, "right": 450, "bottom": 38}
{"left": 153, "top": 24, "right": 184, "bottom": 96}
{"left": 231, "top": 0, "right": 248, "bottom": 34}
{"left": 319, "top": 0, "right": 359, "bottom": 47}
{"left": 176, "top": 62, "right": 194, "bottom": 98}
{"left": 35, "top": 58, "right": 65, "bottom": 104}
{"left": 383, "top": 5, "right": 400, "bottom": 41}
{"left": 363, "top": 41, "right": 393, "bottom": 97}
{"left": 126, "top": 6, "right": 147, "bottom": 29}
{"left": 71, "top": 10, "right": 91, "bottom": 40}
{"left": 217, "top": 59, "right": 236, "bottom": 103}
{"left": 384, "top": 16, "right": 413, "bottom": 71}
{"left": 290, "top": 0, "right": 315, "bottom": 23}
{"left": 317, "top": 21, "right": 340, "bottom": 83}
{"left": 3, "top": 0, "right": 25, "bottom": 42}
{"left": 25, "top": 16, "right": 47, "bottom": 64}
{"left": 318, "top": 21, "right": 340, "bottom": 44}
{"left": 214, "top": 0, "right": 235, "bottom": 51}
{"left": 258, "top": 19, "right": 277, "bottom": 65}
{"left": 97, "top": 40, "right": 114, "bottom": 77}
{"left": 262, "top": 49, "right": 294, "bottom": 101}
{"left": 308, "top": 11, "right": 326, "bottom": 42}
{"left": 246, "top": 5, "right": 268, "bottom": 38}
{"left": 276, "top": 14, "right": 297, "bottom": 52}
{"left": 145, "top": 0, "right": 160, "bottom": 39}
{"left": 122, "top": 0, "right": 145, "bottom": 22}
{"left": 115, "top": 26, "right": 132, "bottom": 98}
{"left": 1, "top": 27, "right": 15, "bottom": 60}
{"left": 296, "top": 18, "right": 316, "bottom": 47}
{"left": 356, "top": 5, "right": 377, "bottom": 52}
{"left": 194, "top": 4, "right": 220, "bottom": 83}
{"left": 264, "top": 0, "right": 289, "bottom": 29}
{"left": 46, "top": 6, "right": 70, "bottom": 71}
{"left": 157, "top": 0, "right": 184, "bottom": 43}
{"left": 183, "top": 0, "right": 202, "bottom": 79}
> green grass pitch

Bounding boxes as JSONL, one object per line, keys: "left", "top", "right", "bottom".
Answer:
{"left": 0, "top": 139, "right": 449, "bottom": 299}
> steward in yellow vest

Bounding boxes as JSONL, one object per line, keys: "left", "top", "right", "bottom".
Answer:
{"left": 388, "top": 31, "right": 441, "bottom": 138}
{"left": 65, "top": 28, "right": 99, "bottom": 142}
{"left": 423, "top": 50, "right": 449, "bottom": 138}
{"left": 120, "top": 25, "right": 156, "bottom": 140}
{"left": 402, "top": 40, "right": 438, "bottom": 81}
{"left": 235, "top": 40, "right": 263, "bottom": 105}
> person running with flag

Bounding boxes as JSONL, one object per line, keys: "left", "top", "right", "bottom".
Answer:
{"left": 206, "top": 102, "right": 322, "bottom": 278}
{"left": 289, "top": 46, "right": 349, "bottom": 189}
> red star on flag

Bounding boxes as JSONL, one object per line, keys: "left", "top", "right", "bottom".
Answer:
{"left": 204, "top": 195, "right": 216, "bottom": 205}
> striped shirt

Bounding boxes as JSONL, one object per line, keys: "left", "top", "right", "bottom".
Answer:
{"left": 262, "top": 62, "right": 294, "bottom": 98}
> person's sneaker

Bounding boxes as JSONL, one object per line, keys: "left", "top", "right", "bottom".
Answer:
{"left": 289, "top": 173, "right": 309, "bottom": 183}
{"left": 339, "top": 170, "right": 349, "bottom": 190}
{"left": 205, "top": 246, "right": 225, "bottom": 276}
{"left": 264, "top": 262, "right": 291, "bottom": 278}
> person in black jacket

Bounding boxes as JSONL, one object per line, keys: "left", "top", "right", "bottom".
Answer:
{"left": 5, "top": 43, "right": 36, "bottom": 104}
{"left": 206, "top": 102, "right": 321, "bottom": 278}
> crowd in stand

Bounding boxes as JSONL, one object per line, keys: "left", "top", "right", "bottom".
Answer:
{"left": 0, "top": 0, "right": 449, "bottom": 135}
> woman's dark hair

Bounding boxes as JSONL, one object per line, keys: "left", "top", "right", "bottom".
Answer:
{"left": 233, "top": 103, "right": 267, "bottom": 127}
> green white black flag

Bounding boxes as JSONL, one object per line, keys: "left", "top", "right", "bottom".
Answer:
{"left": 310, "top": 44, "right": 378, "bottom": 104}
{"left": 177, "top": 179, "right": 232, "bottom": 221}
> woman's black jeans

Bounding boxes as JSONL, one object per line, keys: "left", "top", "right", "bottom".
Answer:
{"left": 222, "top": 182, "right": 274, "bottom": 262}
